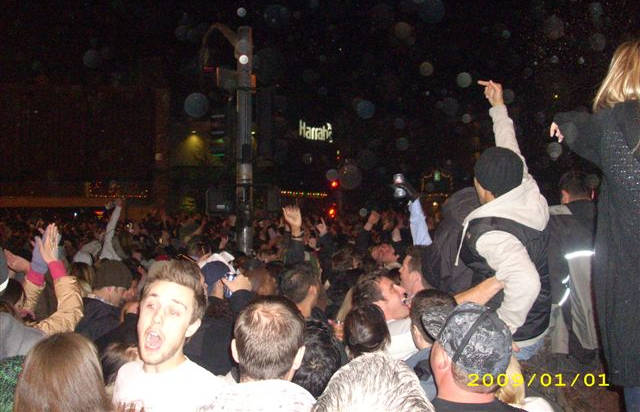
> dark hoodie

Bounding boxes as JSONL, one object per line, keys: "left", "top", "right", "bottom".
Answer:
{"left": 421, "top": 187, "right": 479, "bottom": 294}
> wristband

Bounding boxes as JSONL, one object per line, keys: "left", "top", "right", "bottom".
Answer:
{"left": 26, "top": 268, "right": 45, "bottom": 287}
{"left": 48, "top": 260, "right": 67, "bottom": 281}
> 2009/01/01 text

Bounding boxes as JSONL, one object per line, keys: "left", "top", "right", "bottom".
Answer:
{"left": 467, "top": 373, "right": 609, "bottom": 388}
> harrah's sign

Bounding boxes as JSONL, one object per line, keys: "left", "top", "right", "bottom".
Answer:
{"left": 299, "top": 120, "right": 333, "bottom": 143}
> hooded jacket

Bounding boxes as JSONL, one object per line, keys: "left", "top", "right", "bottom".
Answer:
{"left": 0, "top": 313, "right": 45, "bottom": 358}
{"left": 422, "top": 187, "right": 479, "bottom": 294}
{"left": 455, "top": 105, "right": 550, "bottom": 341}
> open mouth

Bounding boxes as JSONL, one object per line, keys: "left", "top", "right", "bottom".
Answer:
{"left": 144, "top": 330, "right": 164, "bottom": 350}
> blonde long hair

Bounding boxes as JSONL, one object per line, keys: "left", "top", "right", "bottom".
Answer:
{"left": 593, "top": 39, "right": 640, "bottom": 112}
{"left": 495, "top": 356, "right": 525, "bottom": 405}
{"left": 13, "top": 332, "right": 113, "bottom": 412}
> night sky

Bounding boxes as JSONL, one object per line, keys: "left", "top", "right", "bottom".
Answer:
{"left": 2, "top": 0, "right": 639, "bottom": 204}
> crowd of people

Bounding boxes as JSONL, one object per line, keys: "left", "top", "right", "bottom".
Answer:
{"left": 1, "top": 39, "right": 639, "bottom": 411}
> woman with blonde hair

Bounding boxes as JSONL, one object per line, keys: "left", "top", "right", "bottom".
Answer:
{"left": 13, "top": 332, "right": 113, "bottom": 412}
{"left": 69, "top": 261, "right": 95, "bottom": 297}
{"left": 550, "top": 39, "right": 640, "bottom": 410}
{"left": 495, "top": 357, "right": 553, "bottom": 411}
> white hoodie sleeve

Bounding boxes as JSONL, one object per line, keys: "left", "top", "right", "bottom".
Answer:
{"left": 475, "top": 230, "right": 541, "bottom": 334}
{"left": 489, "top": 104, "right": 529, "bottom": 177}
{"left": 99, "top": 205, "right": 122, "bottom": 261}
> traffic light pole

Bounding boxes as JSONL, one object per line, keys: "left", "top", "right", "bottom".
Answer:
{"left": 235, "top": 26, "right": 253, "bottom": 255}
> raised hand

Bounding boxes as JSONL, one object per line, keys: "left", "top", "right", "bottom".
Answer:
{"left": 315, "top": 218, "right": 328, "bottom": 237}
{"left": 478, "top": 80, "right": 504, "bottom": 107}
{"left": 382, "top": 214, "right": 394, "bottom": 231}
{"left": 550, "top": 122, "right": 564, "bottom": 143}
{"left": 282, "top": 205, "right": 303, "bottom": 236}
{"left": 4, "top": 249, "right": 31, "bottom": 274}
{"left": 36, "top": 223, "right": 60, "bottom": 264}
{"left": 221, "top": 273, "right": 252, "bottom": 293}
{"left": 364, "top": 210, "right": 381, "bottom": 231}
{"left": 367, "top": 210, "right": 381, "bottom": 225}
{"left": 30, "top": 231, "right": 48, "bottom": 274}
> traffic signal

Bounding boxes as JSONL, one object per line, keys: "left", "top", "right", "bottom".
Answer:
{"left": 210, "top": 113, "right": 227, "bottom": 158}
{"left": 210, "top": 113, "right": 226, "bottom": 137}
{"left": 327, "top": 204, "right": 337, "bottom": 219}
{"left": 210, "top": 137, "right": 226, "bottom": 158}
{"left": 329, "top": 179, "right": 339, "bottom": 190}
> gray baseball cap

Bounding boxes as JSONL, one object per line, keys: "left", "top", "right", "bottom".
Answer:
{"left": 421, "top": 302, "right": 512, "bottom": 377}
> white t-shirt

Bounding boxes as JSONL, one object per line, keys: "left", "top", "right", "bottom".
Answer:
{"left": 113, "top": 359, "right": 227, "bottom": 411}
{"left": 386, "top": 317, "right": 418, "bottom": 360}
{"left": 202, "top": 379, "right": 315, "bottom": 411}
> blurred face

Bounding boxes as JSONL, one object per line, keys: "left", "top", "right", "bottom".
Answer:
{"left": 399, "top": 255, "right": 415, "bottom": 292}
{"left": 122, "top": 282, "right": 138, "bottom": 304}
{"left": 371, "top": 243, "right": 397, "bottom": 264}
{"left": 105, "top": 286, "right": 128, "bottom": 306}
{"left": 137, "top": 280, "right": 201, "bottom": 373}
{"left": 374, "top": 276, "right": 409, "bottom": 321}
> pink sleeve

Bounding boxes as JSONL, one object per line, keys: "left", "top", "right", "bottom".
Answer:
{"left": 48, "top": 260, "right": 67, "bottom": 281}
{"left": 26, "top": 268, "right": 45, "bottom": 287}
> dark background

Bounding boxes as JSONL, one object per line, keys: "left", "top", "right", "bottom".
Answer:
{"left": 1, "top": 0, "right": 638, "bottom": 205}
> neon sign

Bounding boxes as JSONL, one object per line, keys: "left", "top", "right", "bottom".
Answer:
{"left": 299, "top": 120, "right": 333, "bottom": 143}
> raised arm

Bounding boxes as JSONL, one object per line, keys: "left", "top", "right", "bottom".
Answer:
{"left": 31, "top": 224, "right": 84, "bottom": 334}
{"left": 392, "top": 178, "right": 432, "bottom": 246}
{"left": 282, "top": 205, "right": 305, "bottom": 265}
{"left": 479, "top": 81, "right": 518, "bottom": 150}
{"left": 99, "top": 198, "right": 123, "bottom": 260}
{"left": 551, "top": 111, "right": 603, "bottom": 167}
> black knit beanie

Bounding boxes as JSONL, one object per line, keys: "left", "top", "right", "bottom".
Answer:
{"left": 474, "top": 147, "right": 523, "bottom": 197}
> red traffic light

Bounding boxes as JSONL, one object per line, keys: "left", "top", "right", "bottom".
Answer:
{"left": 327, "top": 204, "right": 337, "bottom": 219}
{"left": 330, "top": 180, "right": 339, "bottom": 189}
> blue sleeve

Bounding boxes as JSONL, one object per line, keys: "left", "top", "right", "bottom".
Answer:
{"left": 409, "top": 199, "right": 432, "bottom": 246}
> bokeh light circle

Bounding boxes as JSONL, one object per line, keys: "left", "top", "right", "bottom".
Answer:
{"left": 419, "top": 61, "right": 434, "bottom": 76}
{"left": 456, "top": 72, "right": 472, "bottom": 88}
{"left": 83, "top": 49, "right": 102, "bottom": 69}
{"left": 326, "top": 169, "right": 339, "bottom": 181}
{"left": 184, "top": 93, "right": 210, "bottom": 118}
{"left": 356, "top": 100, "right": 376, "bottom": 119}
{"left": 503, "top": 89, "right": 515, "bottom": 104}
{"left": 546, "top": 142, "right": 562, "bottom": 160}
{"left": 339, "top": 164, "right": 363, "bottom": 190}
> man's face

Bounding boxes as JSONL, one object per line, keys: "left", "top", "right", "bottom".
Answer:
{"left": 374, "top": 276, "right": 409, "bottom": 321}
{"left": 399, "top": 255, "right": 416, "bottom": 292}
{"left": 122, "top": 283, "right": 138, "bottom": 304}
{"left": 107, "top": 286, "right": 128, "bottom": 306}
{"left": 137, "top": 280, "right": 201, "bottom": 373}
{"left": 371, "top": 243, "right": 397, "bottom": 264}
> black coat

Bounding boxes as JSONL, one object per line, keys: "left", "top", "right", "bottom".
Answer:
{"left": 75, "top": 297, "right": 121, "bottom": 342}
{"left": 547, "top": 200, "right": 596, "bottom": 303}
{"left": 554, "top": 101, "right": 640, "bottom": 385}
{"left": 422, "top": 187, "right": 479, "bottom": 294}
{"left": 95, "top": 313, "right": 138, "bottom": 354}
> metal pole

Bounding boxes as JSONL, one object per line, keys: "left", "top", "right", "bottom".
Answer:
{"left": 235, "top": 26, "right": 253, "bottom": 254}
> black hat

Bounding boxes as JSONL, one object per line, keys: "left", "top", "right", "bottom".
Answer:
{"left": 474, "top": 147, "right": 523, "bottom": 198}
{"left": 202, "top": 261, "right": 232, "bottom": 295}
